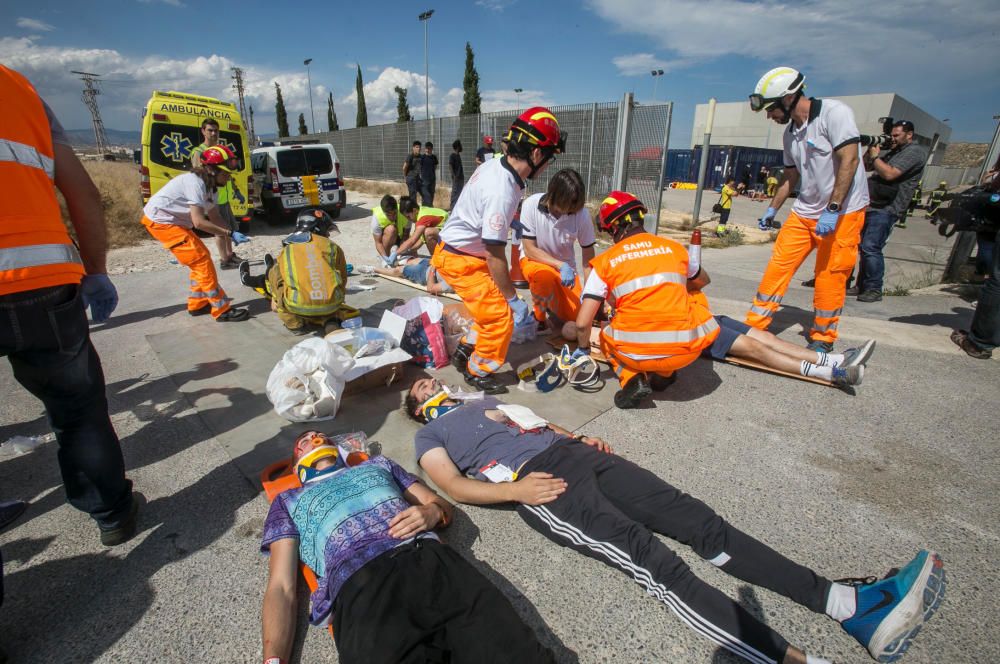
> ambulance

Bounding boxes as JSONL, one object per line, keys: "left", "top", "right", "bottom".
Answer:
{"left": 139, "top": 91, "right": 257, "bottom": 226}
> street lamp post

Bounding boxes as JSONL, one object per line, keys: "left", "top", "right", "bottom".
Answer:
{"left": 514, "top": 88, "right": 523, "bottom": 110}
{"left": 303, "top": 58, "right": 315, "bottom": 133}
{"left": 650, "top": 69, "right": 664, "bottom": 102}
{"left": 418, "top": 9, "right": 435, "bottom": 120}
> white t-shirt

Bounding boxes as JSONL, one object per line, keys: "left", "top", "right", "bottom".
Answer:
{"left": 782, "top": 98, "right": 869, "bottom": 218}
{"left": 581, "top": 270, "right": 609, "bottom": 300}
{"left": 143, "top": 172, "right": 215, "bottom": 228}
{"left": 438, "top": 157, "right": 525, "bottom": 257}
{"left": 518, "top": 193, "right": 596, "bottom": 273}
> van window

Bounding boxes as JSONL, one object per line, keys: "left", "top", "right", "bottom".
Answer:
{"left": 251, "top": 153, "right": 267, "bottom": 174}
{"left": 276, "top": 148, "right": 333, "bottom": 177}
{"left": 148, "top": 123, "right": 246, "bottom": 171}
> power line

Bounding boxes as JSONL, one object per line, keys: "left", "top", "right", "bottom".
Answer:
{"left": 71, "top": 70, "right": 110, "bottom": 154}
{"left": 231, "top": 66, "right": 249, "bottom": 132}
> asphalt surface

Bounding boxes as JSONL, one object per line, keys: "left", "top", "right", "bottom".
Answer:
{"left": 1, "top": 194, "right": 996, "bottom": 663}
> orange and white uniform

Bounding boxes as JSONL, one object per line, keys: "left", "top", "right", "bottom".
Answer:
{"left": 584, "top": 232, "right": 719, "bottom": 387}
{"left": 746, "top": 98, "right": 869, "bottom": 343}
{"left": 518, "top": 193, "right": 595, "bottom": 323}
{"left": 141, "top": 172, "right": 233, "bottom": 318}
{"left": 432, "top": 157, "right": 524, "bottom": 376}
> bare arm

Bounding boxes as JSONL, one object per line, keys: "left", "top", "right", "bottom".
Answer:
{"left": 484, "top": 244, "right": 516, "bottom": 300}
{"left": 386, "top": 480, "right": 453, "bottom": 540}
{"left": 261, "top": 538, "right": 299, "bottom": 663}
{"left": 419, "top": 447, "right": 566, "bottom": 506}
{"left": 425, "top": 266, "right": 446, "bottom": 295}
{"left": 866, "top": 146, "right": 903, "bottom": 180}
{"left": 574, "top": 297, "right": 601, "bottom": 351}
{"left": 190, "top": 205, "right": 232, "bottom": 236}
{"left": 687, "top": 267, "right": 711, "bottom": 292}
{"left": 769, "top": 167, "right": 799, "bottom": 211}
{"left": 395, "top": 225, "right": 426, "bottom": 255}
{"left": 829, "top": 143, "right": 860, "bottom": 207}
{"left": 53, "top": 143, "right": 108, "bottom": 274}
{"left": 521, "top": 237, "right": 564, "bottom": 270}
{"left": 581, "top": 245, "right": 595, "bottom": 283}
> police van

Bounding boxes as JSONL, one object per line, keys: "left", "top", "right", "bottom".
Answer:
{"left": 250, "top": 143, "right": 345, "bottom": 222}
{"left": 140, "top": 91, "right": 256, "bottom": 224}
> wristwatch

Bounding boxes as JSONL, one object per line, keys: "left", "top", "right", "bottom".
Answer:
{"left": 826, "top": 202, "right": 842, "bottom": 213}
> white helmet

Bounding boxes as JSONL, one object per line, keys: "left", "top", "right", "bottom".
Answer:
{"left": 749, "top": 67, "right": 805, "bottom": 112}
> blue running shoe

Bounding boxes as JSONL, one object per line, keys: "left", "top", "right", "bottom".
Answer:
{"left": 838, "top": 550, "right": 946, "bottom": 663}
{"left": 807, "top": 339, "right": 834, "bottom": 353}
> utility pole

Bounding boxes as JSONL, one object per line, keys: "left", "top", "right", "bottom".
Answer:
{"left": 418, "top": 9, "right": 435, "bottom": 120}
{"left": 650, "top": 69, "right": 663, "bottom": 102}
{"left": 249, "top": 105, "right": 256, "bottom": 146}
{"left": 514, "top": 88, "right": 523, "bottom": 110}
{"left": 231, "top": 67, "right": 249, "bottom": 131}
{"left": 71, "top": 71, "right": 109, "bottom": 156}
{"left": 303, "top": 59, "right": 315, "bottom": 133}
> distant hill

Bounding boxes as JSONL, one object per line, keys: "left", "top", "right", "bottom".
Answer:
{"left": 943, "top": 142, "right": 989, "bottom": 168}
{"left": 65, "top": 128, "right": 141, "bottom": 148}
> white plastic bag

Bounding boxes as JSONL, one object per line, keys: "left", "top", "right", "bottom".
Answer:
{"left": 266, "top": 337, "right": 355, "bottom": 422}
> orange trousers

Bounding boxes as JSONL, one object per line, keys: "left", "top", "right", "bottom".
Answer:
{"left": 745, "top": 208, "right": 865, "bottom": 344}
{"left": 599, "top": 330, "right": 703, "bottom": 388}
{"left": 142, "top": 217, "right": 232, "bottom": 319}
{"left": 520, "top": 258, "right": 581, "bottom": 324}
{"left": 431, "top": 245, "right": 512, "bottom": 376}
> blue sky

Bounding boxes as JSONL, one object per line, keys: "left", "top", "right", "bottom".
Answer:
{"left": 3, "top": 0, "right": 998, "bottom": 146}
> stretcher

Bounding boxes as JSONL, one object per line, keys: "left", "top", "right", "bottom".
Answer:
{"left": 370, "top": 272, "right": 463, "bottom": 301}
{"left": 260, "top": 460, "right": 336, "bottom": 638}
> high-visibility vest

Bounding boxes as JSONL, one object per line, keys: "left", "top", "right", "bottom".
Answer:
{"left": 0, "top": 65, "right": 85, "bottom": 296}
{"left": 590, "top": 232, "right": 719, "bottom": 357}
{"left": 416, "top": 206, "right": 448, "bottom": 227}
{"left": 374, "top": 204, "right": 408, "bottom": 237}
{"left": 276, "top": 235, "right": 346, "bottom": 317}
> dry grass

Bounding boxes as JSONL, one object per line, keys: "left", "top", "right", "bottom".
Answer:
{"left": 58, "top": 161, "right": 148, "bottom": 249}
{"left": 344, "top": 178, "right": 453, "bottom": 206}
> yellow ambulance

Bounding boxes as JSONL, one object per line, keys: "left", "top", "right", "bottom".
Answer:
{"left": 139, "top": 91, "right": 257, "bottom": 226}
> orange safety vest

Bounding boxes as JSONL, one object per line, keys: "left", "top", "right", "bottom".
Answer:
{"left": 0, "top": 65, "right": 85, "bottom": 296}
{"left": 591, "top": 232, "right": 718, "bottom": 357}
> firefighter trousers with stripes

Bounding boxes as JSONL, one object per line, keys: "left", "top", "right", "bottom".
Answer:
{"left": 516, "top": 439, "right": 831, "bottom": 664}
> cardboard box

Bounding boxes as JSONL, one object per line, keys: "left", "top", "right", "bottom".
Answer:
{"left": 343, "top": 360, "right": 406, "bottom": 395}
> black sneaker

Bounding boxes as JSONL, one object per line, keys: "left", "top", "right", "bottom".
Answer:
{"left": 452, "top": 342, "right": 475, "bottom": 372}
{"left": 264, "top": 253, "right": 275, "bottom": 273}
{"left": 845, "top": 286, "right": 860, "bottom": 296}
{"left": 649, "top": 373, "right": 676, "bottom": 392}
{"left": 613, "top": 374, "right": 651, "bottom": 409}
{"left": 216, "top": 307, "right": 250, "bottom": 322}
{"left": 802, "top": 278, "right": 816, "bottom": 288}
{"left": 188, "top": 304, "right": 211, "bottom": 317}
{"left": 238, "top": 260, "right": 252, "bottom": 286}
{"left": 858, "top": 290, "right": 883, "bottom": 303}
{"left": 99, "top": 493, "right": 143, "bottom": 547}
{"left": 463, "top": 371, "right": 508, "bottom": 395}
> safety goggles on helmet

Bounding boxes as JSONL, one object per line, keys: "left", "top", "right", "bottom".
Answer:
{"left": 558, "top": 345, "right": 602, "bottom": 389}
{"left": 419, "top": 389, "right": 461, "bottom": 421}
{"left": 505, "top": 107, "right": 566, "bottom": 152}
{"left": 201, "top": 145, "right": 240, "bottom": 173}
{"left": 516, "top": 353, "right": 565, "bottom": 393}
{"left": 748, "top": 93, "right": 786, "bottom": 113}
{"left": 749, "top": 69, "right": 804, "bottom": 113}
{"left": 598, "top": 191, "right": 647, "bottom": 234}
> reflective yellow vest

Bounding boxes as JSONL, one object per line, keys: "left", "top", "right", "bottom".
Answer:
{"left": 374, "top": 205, "right": 408, "bottom": 237}
{"left": 274, "top": 235, "right": 346, "bottom": 318}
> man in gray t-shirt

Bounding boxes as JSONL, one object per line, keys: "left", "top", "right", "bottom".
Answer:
{"left": 856, "top": 120, "right": 929, "bottom": 301}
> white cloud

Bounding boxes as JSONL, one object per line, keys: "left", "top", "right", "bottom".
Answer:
{"left": 588, "top": 0, "right": 1000, "bottom": 99}
{"left": 137, "top": 0, "right": 186, "bottom": 7}
{"left": 343, "top": 67, "right": 444, "bottom": 124}
{"left": 612, "top": 53, "right": 694, "bottom": 77}
{"left": 476, "top": 0, "right": 516, "bottom": 10}
{"left": 16, "top": 17, "right": 55, "bottom": 32}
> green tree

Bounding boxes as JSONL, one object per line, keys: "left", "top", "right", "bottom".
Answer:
{"left": 460, "top": 42, "right": 482, "bottom": 116}
{"left": 394, "top": 86, "right": 412, "bottom": 123}
{"left": 355, "top": 65, "right": 368, "bottom": 128}
{"left": 298, "top": 113, "right": 308, "bottom": 135}
{"left": 327, "top": 92, "right": 339, "bottom": 131}
{"left": 274, "top": 82, "right": 290, "bottom": 138}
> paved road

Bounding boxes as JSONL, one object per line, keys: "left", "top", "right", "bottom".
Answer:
{"left": 1, "top": 192, "right": 996, "bottom": 663}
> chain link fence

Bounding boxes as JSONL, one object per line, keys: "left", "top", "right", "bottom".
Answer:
{"left": 293, "top": 96, "right": 672, "bottom": 211}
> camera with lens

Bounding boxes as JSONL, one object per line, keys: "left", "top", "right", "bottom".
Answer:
{"left": 935, "top": 185, "right": 1000, "bottom": 237}
{"left": 859, "top": 116, "right": 895, "bottom": 148}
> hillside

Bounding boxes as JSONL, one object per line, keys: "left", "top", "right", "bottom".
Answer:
{"left": 65, "top": 128, "right": 141, "bottom": 148}
{"left": 943, "top": 142, "right": 989, "bottom": 168}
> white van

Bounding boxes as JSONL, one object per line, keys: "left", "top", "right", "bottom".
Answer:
{"left": 251, "top": 143, "right": 346, "bottom": 222}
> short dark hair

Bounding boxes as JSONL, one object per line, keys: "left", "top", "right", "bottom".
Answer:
{"left": 412, "top": 140, "right": 422, "bottom": 148}
{"left": 545, "top": 168, "right": 586, "bottom": 213}
{"left": 403, "top": 389, "right": 426, "bottom": 424}
{"left": 892, "top": 120, "right": 915, "bottom": 133}
{"left": 380, "top": 194, "right": 398, "bottom": 212}
{"left": 201, "top": 118, "right": 220, "bottom": 129}
{"left": 399, "top": 196, "right": 419, "bottom": 214}
{"left": 452, "top": 140, "right": 462, "bottom": 151}
{"left": 424, "top": 142, "right": 433, "bottom": 150}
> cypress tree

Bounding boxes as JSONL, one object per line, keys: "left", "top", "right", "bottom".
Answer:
{"left": 355, "top": 65, "right": 368, "bottom": 128}
{"left": 327, "top": 92, "right": 339, "bottom": 131}
{"left": 460, "top": 42, "right": 482, "bottom": 116}
{"left": 298, "top": 113, "right": 308, "bottom": 135}
{"left": 274, "top": 82, "right": 290, "bottom": 138}
{"left": 394, "top": 86, "right": 412, "bottom": 123}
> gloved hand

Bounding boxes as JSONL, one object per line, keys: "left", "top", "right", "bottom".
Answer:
{"left": 758, "top": 206, "right": 777, "bottom": 231}
{"left": 81, "top": 274, "right": 119, "bottom": 323}
{"left": 230, "top": 230, "right": 250, "bottom": 245}
{"left": 507, "top": 295, "right": 532, "bottom": 327}
{"left": 381, "top": 253, "right": 397, "bottom": 268}
{"left": 570, "top": 347, "right": 590, "bottom": 362}
{"left": 815, "top": 209, "right": 840, "bottom": 237}
{"left": 558, "top": 262, "right": 576, "bottom": 287}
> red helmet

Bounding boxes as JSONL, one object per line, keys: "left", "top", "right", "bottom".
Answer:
{"left": 598, "top": 191, "right": 646, "bottom": 234}
{"left": 505, "top": 106, "right": 565, "bottom": 152}
{"left": 200, "top": 144, "right": 239, "bottom": 173}
{"left": 484, "top": 135, "right": 494, "bottom": 146}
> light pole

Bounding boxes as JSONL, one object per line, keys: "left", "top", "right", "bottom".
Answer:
{"left": 303, "top": 58, "right": 315, "bottom": 133}
{"left": 650, "top": 69, "right": 664, "bottom": 102}
{"left": 514, "top": 88, "right": 523, "bottom": 110}
{"left": 418, "top": 9, "right": 435, "bottom": 120}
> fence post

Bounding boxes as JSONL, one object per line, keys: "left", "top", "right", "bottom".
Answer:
{"left": 586, "top": 103, "right": 597, "bottom": 199}
{"left": 691, "top": 98, "right": 716, "bottom": 229}
{"left": 651, "top": 102, "right": 673, "bottom": 235}
{"left": 438, "top": 117, "right": 444, "bottom": 183}
{"left": 380, "top": 126, "right": 385, "bottom": 181}
{"left": 611, "top": 92, "right": 634, "bottom": 192}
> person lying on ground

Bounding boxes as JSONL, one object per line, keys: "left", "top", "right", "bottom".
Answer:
{"left": 360, "top": 256, "right": 454, "bottom": 296}
{"left": 404, "top": 380, "right": 946, "bottom": 664}
{"left": 261, "top": 430, "right": 556, "bottom": 664}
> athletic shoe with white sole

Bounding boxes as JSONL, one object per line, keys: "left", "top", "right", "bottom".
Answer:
{"left": 840, "top": 339, "right": 876, "bottom": 368}
{"left": 839, "top": 550, "right": 946, "bottom": 663}
{"left": 831, "top": 364, "right": 863, "bottom": 387}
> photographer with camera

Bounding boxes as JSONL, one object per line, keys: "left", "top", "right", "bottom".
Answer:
{"left": 853, "top": 119, "right": 928, "bottom": 302}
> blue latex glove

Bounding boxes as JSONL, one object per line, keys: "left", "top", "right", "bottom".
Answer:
{"left": 507, "top": 295, "right": 532, "bottom": 327}
{"left": 570, "top": 347, "right": 590, "bottom": 362}
{"left": 558, "top": 262, "right": 576, "bottom": 287}
{"left": 815, "top": 209, "right": 840, "bottom": 237}
{"left": 381, "top": 252, "right": 397, "bottom": 268}
{"left": 231, "top": 230, "right": 250, "bottom": 245}
{"left": 758, "top": 206, "right": 777, "bottom": 231}
{"left": 81, "top": 274, "right": 119, "bottom": 323}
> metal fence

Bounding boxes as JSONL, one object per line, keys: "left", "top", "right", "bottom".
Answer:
{"left": 290, "top": 95, "right": 673, "bottom": 214}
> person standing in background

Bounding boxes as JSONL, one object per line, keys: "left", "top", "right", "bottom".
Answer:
{"left": 475, "top": 135, "right": 495, "bottom": 166}
{"left": 449, "top": 140, "right": 464, "bottom": 209}
{"left": 403, "top": 141, "right": 423, "bottom": 202}
{"left": 420, "top": 141, "right": 439, "bottom": 206}
{"left": 715, "top": 177, "right": 738, "bottom": 237}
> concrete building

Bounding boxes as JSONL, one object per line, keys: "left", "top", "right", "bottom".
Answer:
{"left": 692, "top": 93, "right": 952, "bottom": 165}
